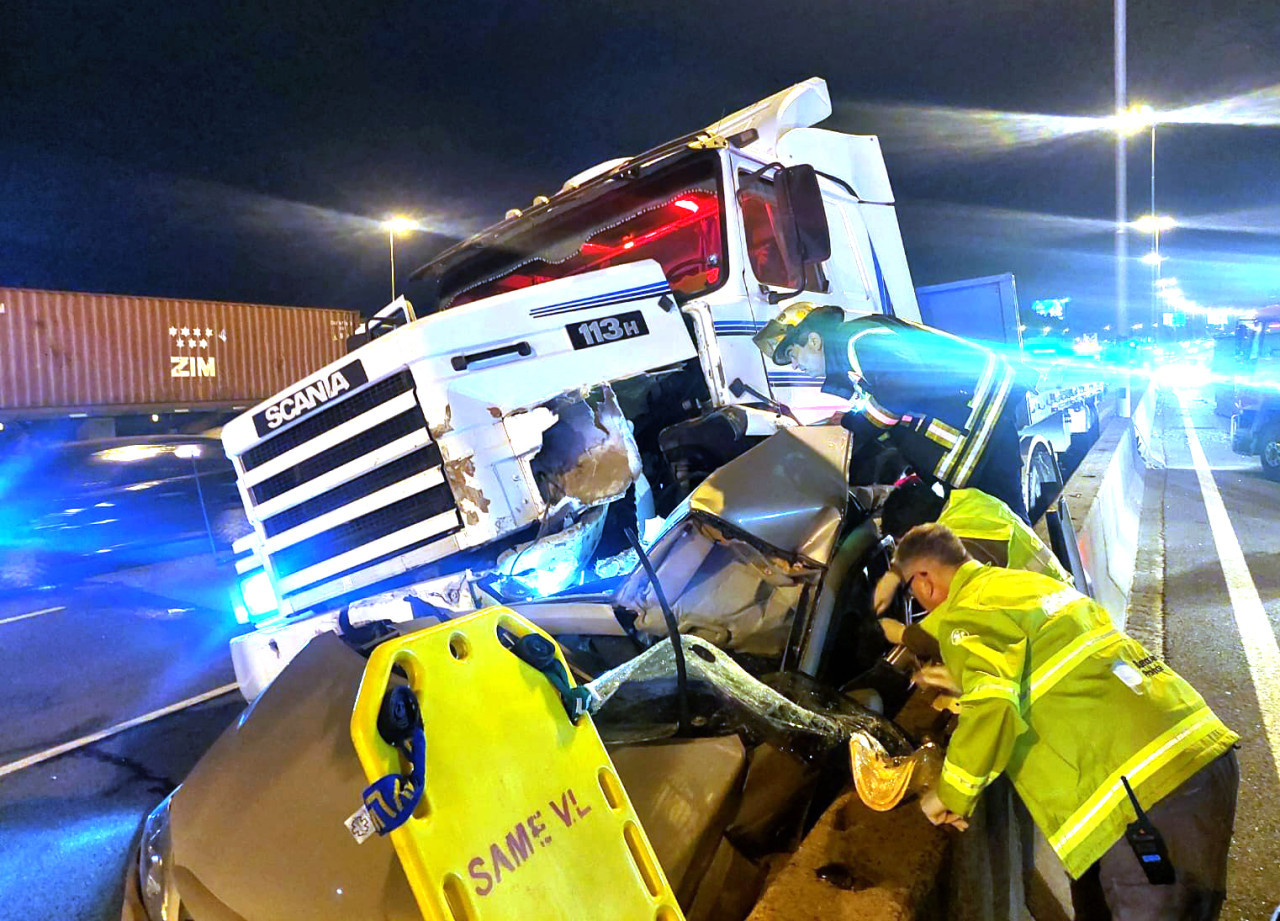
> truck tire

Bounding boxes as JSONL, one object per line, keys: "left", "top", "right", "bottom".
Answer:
{"left": 1261, "top": 424, "right": 1280, "bottom": 482}
{"left": 1022, "top": 437, "right": 1061, "bottom": 522}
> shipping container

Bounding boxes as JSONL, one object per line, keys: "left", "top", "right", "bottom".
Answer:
{"left": 0, "top": 288, "right": 359, "bottom": 419}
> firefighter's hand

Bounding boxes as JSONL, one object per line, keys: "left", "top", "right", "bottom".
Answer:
{"left": 914, "top": 664, "right": 961, "bottom": 695}
{"left": 874, "top": 571, "right": 903, "bottom": 614}
{"left": 879, "top": 617, "right": 906, "bottom": 646}
{"left": 920, "top": 789, "right": 969, "bottom": 831}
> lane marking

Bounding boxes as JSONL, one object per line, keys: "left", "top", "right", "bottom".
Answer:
{"left": 0, "top": 683, "right": 239, "bottom": 780}
{"left": 1177, "top": 390, "right": 1280, "bottom": 779}
{"left": 0, "top": 605, "right": 66, "bottom": 627}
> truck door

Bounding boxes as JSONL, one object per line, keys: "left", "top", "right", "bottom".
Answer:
{"left": 727, "top": 155, "right": 865, "bottom": 423}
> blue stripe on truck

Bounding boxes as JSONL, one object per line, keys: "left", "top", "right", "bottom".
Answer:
{"left": 529, "top": 281, "right": 670, "bottom": 318}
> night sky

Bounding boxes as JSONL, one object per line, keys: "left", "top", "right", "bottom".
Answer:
{"left": 5, "top": 0, "right": 1280, "bottom": 332}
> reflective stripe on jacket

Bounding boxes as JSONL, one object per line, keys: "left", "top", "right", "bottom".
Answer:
{"left": 939, "top": 488, "right": 1072, "bottom": 583}
{"left": 837, "top": 317, "right": 1024, "bottom": 487}
{"left": 921, "top": 562, "right": 1238, "bottom": 879}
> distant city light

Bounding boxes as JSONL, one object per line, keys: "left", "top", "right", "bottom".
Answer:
{"left": 1032, "top": 297, "right": 1069, "bottom": 319}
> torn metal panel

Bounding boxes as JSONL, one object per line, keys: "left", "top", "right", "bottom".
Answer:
{"left": 616, "top": 518, "right": 818, "bottom": 656}
{"left": 586, "top": 634, "right": 911, "bottom": 755}
{"left": 346, "top": 569, "right": 480, "bottom": 626}
{"left": 494, "top": 502, "right": 608, "bottom": 597}
{"left": 426, "top": 402, "right": 453, "bottom": 439}
{"left": 688, "top": 425, "right": 852, "bottom": 566}
{"left": 442, "top": 455, "right": 491, "bottom": 526}
{"left": 593, "top": 547, "right": 640, "bottom": 580}
{"left": 531, "top": 384, "right": 641, "bottom": 507}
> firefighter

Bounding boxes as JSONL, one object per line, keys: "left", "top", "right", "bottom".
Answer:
{"left": 893, "top": 523, "right": 1239, "bottom": 920}
{"left": 876, "top": 478, "right": 1070, "bottom": 605}
{"left": 872, "top": 478, "right": 1072, "bottom": 659}
{"left": 754, "top": 303, "right": 1037, "bottom": 520}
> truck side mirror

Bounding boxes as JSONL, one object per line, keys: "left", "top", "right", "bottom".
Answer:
{"left": 775, "top": 165, "right": 831, "bottom": 266}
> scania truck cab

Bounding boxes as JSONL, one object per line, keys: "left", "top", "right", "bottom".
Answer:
{"left": 221, "top": 78, "right": 1087, "bottom": 698}
{"left": 223, "top": 78, "right": 918, "bottom": 620}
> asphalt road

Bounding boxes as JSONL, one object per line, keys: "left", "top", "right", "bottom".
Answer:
{"left": 0, "top": 553, "right": 248, "bottom": 921}
{"left": 1140, "top": 383, "right": 1280, "bottom": 921}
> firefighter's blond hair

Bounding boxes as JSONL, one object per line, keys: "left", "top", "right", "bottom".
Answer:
{"left": 892, "top": 523, "right": 970, "bottom": 574}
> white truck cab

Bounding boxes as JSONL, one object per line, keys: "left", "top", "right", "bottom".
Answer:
{"left": 222, "top": 78, "right": 923, "bottom": 650}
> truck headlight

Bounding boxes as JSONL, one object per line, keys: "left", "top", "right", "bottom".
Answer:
{"left": 238, "top": 570, "right": 280, "bottom": 621}
{"left": 138, "top": 790, "right": 178, "bottom": 921}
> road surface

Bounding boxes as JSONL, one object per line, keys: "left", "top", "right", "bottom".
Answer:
{"left": 1134, "top": 383, "right": 1280, "bottom": 921}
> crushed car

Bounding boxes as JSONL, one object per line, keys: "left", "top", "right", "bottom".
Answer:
{"left": 123, "top": 426, "right": 986, "bottom": 921}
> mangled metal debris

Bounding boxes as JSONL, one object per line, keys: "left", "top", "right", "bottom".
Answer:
{"left": 494, "top": 502, "right": 608, "bottom": 598}
{"left": 531, "top": 384, "right": 642, "bottom": 508}
{"left": 615, "top": 520, "right": 816, "bottom": 656}
{"left": 585, "top": 634, "right": 913, "bottom": 756}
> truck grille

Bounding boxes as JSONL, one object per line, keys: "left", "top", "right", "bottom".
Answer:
{"left": 237, "top": 369, "right": 461, "bottom": 608}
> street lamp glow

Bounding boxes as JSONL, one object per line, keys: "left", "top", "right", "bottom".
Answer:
{"left": 382, "top": 216, "right": 421, "bottom": 235}
{"left": 382, "top": 216, "right": 422, "bottom": 302}
{"left": 1111, "top": 103, "right": 1157, "bottom": 137}
{"left": 1140, "top": 251, "right": 1165, "bottom": 266}
{"left": 1131, "top": 214, "right": 1176, "bottom": 234}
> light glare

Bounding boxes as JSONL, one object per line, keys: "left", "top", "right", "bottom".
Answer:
{"left": 240, "top": 571, "right": 279, "bottom": 619}
{"left": 1131, "top": 214, "right": 1177, "bottom": 234}
{"left": 382, "top": 216, "right": 421, "bottom": 234}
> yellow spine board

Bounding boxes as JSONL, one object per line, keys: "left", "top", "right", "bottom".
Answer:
{"left": 350, "top": 606, "right": 684, "bottom": 921}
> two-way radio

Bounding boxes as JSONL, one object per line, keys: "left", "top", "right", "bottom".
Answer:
{"left": 1120, "top": 775, "right": 1176, "bottom": 885}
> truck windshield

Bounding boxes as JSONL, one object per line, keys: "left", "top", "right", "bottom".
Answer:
{"left": 446, "top": 153, "right": 725, "bottom": 308}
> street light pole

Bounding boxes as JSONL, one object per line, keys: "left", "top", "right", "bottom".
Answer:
{"left": 1115, "top": 0, "right": 1129, "bottom": 415}
{"left": 1150, "top": 121, "right": 1159, "bottom": 339}
{"left": 388, "top": 225, "right": 397, "bottom": 303}
{"left": 382, "top": 217, "right": 420, "bottom": 304}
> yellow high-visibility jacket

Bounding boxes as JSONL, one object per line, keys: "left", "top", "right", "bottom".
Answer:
{"left": 921, "top": 561, "right": 1237, "bottom": 878}
{"left": 939, "top": 488, "right": 1072, "bottom": 584}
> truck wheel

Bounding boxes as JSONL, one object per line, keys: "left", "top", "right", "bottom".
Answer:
{"left": 1261, "top": 424, "right": 1280, "bottom": 482}
{"left": 1023, "top": 438, "right": 1061, "bottom": 521}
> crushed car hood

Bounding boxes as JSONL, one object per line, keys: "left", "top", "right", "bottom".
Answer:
{"left": 170, "top": 633, "right": 421, "bottom": 920}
